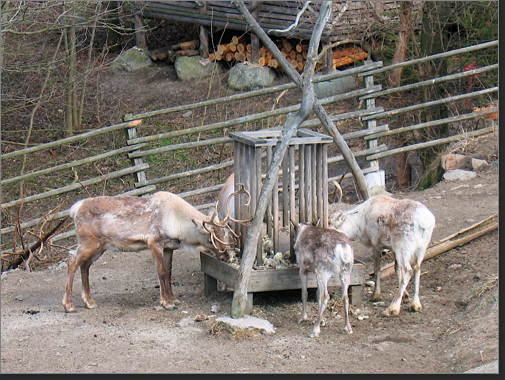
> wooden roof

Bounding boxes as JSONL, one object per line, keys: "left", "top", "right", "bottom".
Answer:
{"left": 128, "top": 1, "right": 423, "bottom": 42}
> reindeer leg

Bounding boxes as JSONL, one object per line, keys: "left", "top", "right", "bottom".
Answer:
{"left": 63, "top": 244, "right": 103, "bottom": 312}
{"left": 370, "top": 249, "right": 382, "bottom": 302}
{"left": 80, "top": 257, "right": 98, "bottom": 309}
{"left": 62, "top": 253, "right": 79, "bottom": 313}
{"left": 298, "top": 269, "right": 309, "bottom": 324}
{"left": 340, "top": 265, "right": 353, "bottom": 334}
{"left": 384, "top": 253, "right": 411, "bottom": 317}
{"left": 311, "top": 271, "right": 331, "bottom": 338}
{"left": 151, "top": 244, "right": 179, "bottom": 310}
{"left": 410, "top": 251, "right": 424, "bottom": 312}
{"left": 163, "top": 248, "right": 181, "bottom": 307}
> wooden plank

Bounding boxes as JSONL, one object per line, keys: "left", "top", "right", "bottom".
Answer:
{"left": 304, "top": 144, "right": 312, "bottom": 223}
{"left": 200, "top": 251, "right": 238, "bottom": 288}
{"left": 315, "top": 144, "right": 324, "bottom": 225}
{"left": 266, "top": 145, "right": 274, "bottom": 237}
{"left": 298, "top": 147, "right": 305, "bottom": 222}
{"left": 322, "top": 144, "right": 329, "bottom": 228}
{"left": 282, "top": 152, "right": 289, "bottom": 226}
{"left": 288, "top": 145, "right": 296, "bottom": 261}
{"left": 200, "top": 252, "right": 365, "bottom": 293}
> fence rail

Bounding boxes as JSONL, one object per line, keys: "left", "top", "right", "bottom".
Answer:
{"left": 1, "top": 40, "right": 498, "bottom": 264}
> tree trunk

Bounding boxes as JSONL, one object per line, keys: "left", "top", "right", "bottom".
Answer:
{"left": 64, "top": 19, "right": 78, "bottom": 137}
{"left": 389, "top": 1, "right": 414, "bottom": 190}
{"left": 418, "top": 1, "right": 451, "bottom": 189}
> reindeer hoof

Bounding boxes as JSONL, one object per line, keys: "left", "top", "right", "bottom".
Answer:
{"left": 62, "top": 299, "right": 76, "bottom": 313}
{"left": 383, "top": 306, "right": 400, "bottom": 317}
{"left": 83, "top": 299, "right": 97, "bottom": 309}
{"left": 63, "top": 305, "right": 77, "bottom": 313}
{"left": 343, "top": 326, "right": 354, "bottom": 334}
{"left": 410, "top": 302, "right": 422, "bottom": 312}
{"left": 298, "top": 316, "right": 309, "bottom": 324}
{"left": 370, "top": 293, "right": 382, "bottom": 302}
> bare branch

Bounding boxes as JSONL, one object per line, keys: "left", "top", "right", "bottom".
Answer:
{"left": 268, "top": 1, "right": 311, "bottom": 34}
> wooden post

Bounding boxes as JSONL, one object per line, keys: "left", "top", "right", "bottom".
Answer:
{"left": 364, "top": 59, "right": 380, "bottom": 173}
{"left": 322, "top": 40, "right": 333, "bottom": 74}
{"left": 124, "top": 122, "right": 148, "bottom": 188}
{"left": 134, "top": 12, "right": 147, "bottom": 50}
{"left": 250, "top": 1, "right": 260, "bottom": 64}
{"left": 198, "top": 2, "right": 209, "bottom": 58}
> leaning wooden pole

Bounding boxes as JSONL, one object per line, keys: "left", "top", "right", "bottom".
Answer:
{"left": 375, "top": 213, "right": 498, "bottom": 279}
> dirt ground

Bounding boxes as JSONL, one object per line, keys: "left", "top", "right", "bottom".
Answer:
{"left": 1, "top": 63, "right": 499, "bottom": 374}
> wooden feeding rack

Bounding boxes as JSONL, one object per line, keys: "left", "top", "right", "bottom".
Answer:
{"left": 200, "top": 128, "right": 365, "bottom": 313}
{"left": 230, "top": 128, "right": 333, "bottom": 261}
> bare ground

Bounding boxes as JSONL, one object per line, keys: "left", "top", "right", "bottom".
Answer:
{"left": 1, "top": 63, "right": 499, "bottom": 374}
{"left": 1, "top": 159, "right": 498, "bottom": 374}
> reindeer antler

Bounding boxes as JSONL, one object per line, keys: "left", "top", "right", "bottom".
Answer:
{"left": 202, "top": 218, "right": 237, "bottom": 254}
{"left": 214, "top": 183, "right": 253, "bottom": 227}
{"left": 332, "top": 180, "right": 343, "bottom": 203}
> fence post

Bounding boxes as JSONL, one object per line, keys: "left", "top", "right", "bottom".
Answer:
{"left": 124, "top": 121, "right": 148, "bottom": 188}
{"left": 363, "top": 59, "right": 382, "bottom": 185}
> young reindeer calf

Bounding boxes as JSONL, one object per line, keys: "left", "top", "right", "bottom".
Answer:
{"left": 330, "top": 195, "right": 436, "bottom": 317}
{"left": 293, "top": 222, "right": 354, "bottom": 338}
{"left": 62, "top": 187, "right": 250, "bottom": 313}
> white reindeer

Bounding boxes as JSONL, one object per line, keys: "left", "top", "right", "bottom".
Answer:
{"left": 329, "top": 195, "right": 436, "bottom": 317}
{"left": 62, "top": 187, "right": 250, "bottom": 313}
{"left": 293, "top": 222, "right": 354, "bottom": 337}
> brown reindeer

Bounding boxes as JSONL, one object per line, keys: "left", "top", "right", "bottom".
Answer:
{"left": 62, "top": 187, "right": 250, "bottom": 313}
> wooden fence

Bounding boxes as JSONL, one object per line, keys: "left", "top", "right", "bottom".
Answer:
{"left": 0, "top": 40, "right": 498, "bottom": 267}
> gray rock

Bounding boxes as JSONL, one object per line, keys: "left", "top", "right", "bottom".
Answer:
{"left": 216, "top": 315, "right": 276, "bottom": 334}
{"left": 442, "top": 169, "right": 477, "bottom": 181}
{"left": 314, "top": 70, "right": 356, "bottom": 99}
{"left": 227, "top": 63, "right": 276, "bottom": 90}
{"left": 471, "top": 158, "right": 489, "bottom": 171}
{"left": 109, "top": 47, "right": 152, "bottom": 75}
{"left": 174, "top": 55, "right": 217, "bottom": 81}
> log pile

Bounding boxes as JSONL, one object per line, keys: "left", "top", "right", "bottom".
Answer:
{"left": 149, "top": 39, "right": 200, "bottom": 62}
{"left": 209, "top": 36, "right": 368, "bottom": 73}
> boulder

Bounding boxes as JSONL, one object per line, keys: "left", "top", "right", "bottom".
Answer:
{"left": 471, "top": 158, "right": 489, "bottom": 171}
{"left": 313, "top": 70, "right": 356, "bottom": 99}
{"left": 109, "top": 47, "right": 152, "bottom": 75}
{"left": 174, "top": 55, "right": 219, "bottom": 81}
{"left": 441, "top": 153, "right": 472, "bottom": 171}
{"left": 215, "top": 315, "right": 276, "bottom": 335}
{"left": 227, "top": 63, "right": 276, "bottom": 90}
{"left": 443, "top": 169, "right": 477, "bottom": 181}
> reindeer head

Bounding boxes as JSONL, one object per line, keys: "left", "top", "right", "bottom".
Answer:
{"left": 328, "top": 209, "right": 347, "bottom": 230}
{"left": 203, "top": 183, "right": 252, "bottom": 261}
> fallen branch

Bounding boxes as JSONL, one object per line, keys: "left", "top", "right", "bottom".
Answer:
{"left": 2, "top": 215, "right": 69, "bottom": 271}
{"left": 372, "top": 213, "right": 498, "bottom": 279}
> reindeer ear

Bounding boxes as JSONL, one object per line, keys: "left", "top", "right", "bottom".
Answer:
{"left": 192, "top": 218, "right": 210, "bottom": 234}
{"left": 329, "top": 210, "right": 345, "bottom": 227}
{"left": 206, "top": 206, "right": 216, "bottom": 218}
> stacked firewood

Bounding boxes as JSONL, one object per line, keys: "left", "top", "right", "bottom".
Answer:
{"left": 210, "top": 36, "right": 368, "bottom": 73}
{"left": 149, "top": 39, "right": 201, "bottom": 62}
{"left": 209, "top": 35, "right": 251, "bottom": 63}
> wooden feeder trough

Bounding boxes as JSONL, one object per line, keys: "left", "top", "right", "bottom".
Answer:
{"left": 200, "top": 128, "right": 365, "bottom": 314}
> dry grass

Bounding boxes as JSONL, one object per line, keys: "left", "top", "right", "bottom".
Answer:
{"left": 208, "top": 320, "right": 265, "bottom": 341}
